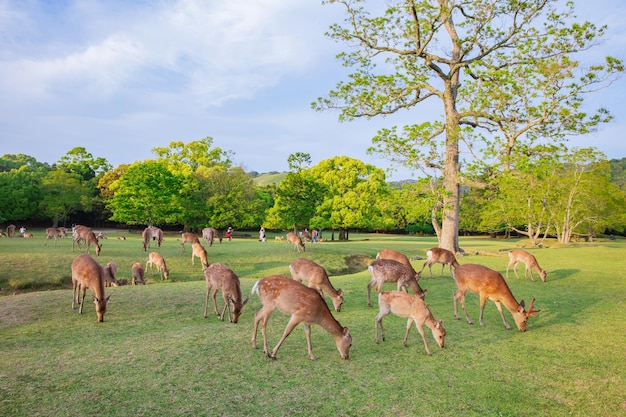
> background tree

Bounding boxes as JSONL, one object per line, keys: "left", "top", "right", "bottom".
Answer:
{"left": 106, "top": 161, "right": 183, "bottom": 226}
{"left": 309, "top": 156, "right": 388, "bottom": 240}
{"left": 316, "top": 0, "right": 623, "bottom": 252}
{"left": 0, "top": 155, "right": 49, "bottom": 224}
{"left": 39, "top": 170, "right": 88, "bottom": 226}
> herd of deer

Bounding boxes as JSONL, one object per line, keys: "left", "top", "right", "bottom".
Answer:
{"left": 64, "top": 223, "right": 545, "bottom": 361}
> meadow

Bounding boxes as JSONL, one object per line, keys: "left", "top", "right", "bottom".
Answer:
{"left": 0, "top": 230, "right": 624, "bottom": 416}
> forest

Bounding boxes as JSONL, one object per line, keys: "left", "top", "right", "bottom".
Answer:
{"left": 1, "top": 138, "right": 624, "bottom": 244}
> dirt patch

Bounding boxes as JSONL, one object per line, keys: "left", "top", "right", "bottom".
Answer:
{"left": 344, "top": 254, "right": 374, "bottom": 274}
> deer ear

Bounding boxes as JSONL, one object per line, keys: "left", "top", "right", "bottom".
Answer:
{"left": 337, "top": 289, "right": 343, "bottom": 296}
{"left": 439, "top": 319, "right": 444, "bottom": 326}
{"left": 519, "top": 299, "right": 526, "bottom": 308}
{"left": 343, "top": 327, "right": 350, "bottom": 337}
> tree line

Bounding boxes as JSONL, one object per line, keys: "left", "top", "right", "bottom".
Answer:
{"left": 1, "top": 139, "right": 624, "bottom": 244}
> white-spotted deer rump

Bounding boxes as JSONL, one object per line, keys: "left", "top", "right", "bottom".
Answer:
{"left": 375, "top": 291, "right": 446, "bottom": 356}
{"left": 131, "top": 262, "right": 145, "bottom": 285}
{"left": 421, "top": 247, "right": 459, "bottom": 278}
{"left": 506, "top": 250, "right": 547, "bottom": 282}
{"left": 146, "top": 252, "right": 169, "bottom": 280}
{"left": 71, "top": 254, "right": 110, "bottom": 322}
{"left": 203, "top": 263, "right": 249, "bottom": 323}
{"left": 286, "top": 232, "right": 305, "bottom": 253}
{"left": 191, "top": 242, "right": 209, "bottom": 270}
{"left": 453, "top": 263, "right": 540, "bottom": 331}
{"left": 377, "top": 249, "right": 417, "bottom": 272}
{"left": 202, "top": 227, "right": 222, "bottom": 247}
{"left": 72, "top": 225, "right": 101, "bottom": 256}
{"left": 251, "top": 275, "right": 352, "bottom": 361}
{"left": 103, "top": 262, "right": 120, "bottom": 287}
{"left": 367, "top": 258, "right": 426, "bottom": 307}
{"left": 142, "top": 226, "right": 163, "bottom": 251}
{"left": 180, "top": 232, "right": 200, "bottom": 253}
{"left": 289, "top": 258, "right": 343, "bottom": 312}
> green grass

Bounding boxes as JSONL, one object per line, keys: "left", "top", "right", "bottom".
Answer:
{"left": 0, "top": 231, "right": 625, "bottom": 416}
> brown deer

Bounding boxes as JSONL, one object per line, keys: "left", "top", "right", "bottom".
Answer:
{"left": 142, "top": 226, "right": 163, "bottom": 251}
{"left": 131, "top": 262, "right": 145, "bottom": 285}
{"left": 453, "top": 263, "right": 540, "bottom": 331}
{"left": 6, "top": 224, "right": 16, "bottom": 237}
{"left": 191, "top": 241, "right": 209, "bottom": 270}
{"left": 375, "top": 291, "right": 446, "bottom": 356}
{"left": 286, "top": 232, "right": 305, "bottom": 253}
{"left": 367, "top": 258, "right": 426, "bottom": 307}
{"left": 45, "top": 227, "right": 64, "bottom": 247}
{"left": 251, "top": 275, "right": 352, "bottom": 360}
{"left": 180, "top": 232, "right": 200, "bottom": 252}
{"left": 23, "top": 232, "right": 33, "bottom": 238}
{"left": 103, "top": 262, "right": 120, "bottom": 287}
{"left": 289, "top": 258, "right": 344, "bottom": 312}
{"left": 376, "top": 248, "right": 417, "bottom": 272}
{"left": 72, "top": 225, "right": 101, "bottom": 256}
{"left": 421, "top": 247, "right": 459, "bottom": 278}
{"left": 146, "top": 252, "right": 169, "bottom": 280}
{"left": 71, "top": 254, "right": 110, "bottom": 322}
{"left": 203, "top": 263, "right": 249, "bottom": 323}
{"left": 506, "top": 250, "right": 547, "bottom": 282}
{"left": 202, "top": 227, "right": 222, "bottom": 247}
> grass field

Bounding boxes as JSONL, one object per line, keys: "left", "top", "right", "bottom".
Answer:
{"left": 0, "top": 230, "right": 625, "bottom": 416}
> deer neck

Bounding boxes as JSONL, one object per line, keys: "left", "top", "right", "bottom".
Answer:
{"left": 319, "top": 311, "right": 344, "bottom": 338}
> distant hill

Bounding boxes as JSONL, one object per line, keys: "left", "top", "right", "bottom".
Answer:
{"left": 252, "top": 172, "right": 287, "bottom": 186}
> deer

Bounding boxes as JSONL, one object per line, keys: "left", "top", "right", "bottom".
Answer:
{"left": 142, "top": 226, "right": 163, "bottom": 251}
{"left": 23, "top": 232, "right": 33, "bottom": 238}
{"left": 103, "top": 262, "right": 120, "bottom": 287}
{"left": 45, "top": 227, "right": 64, "bottom": 247}
{"left": 377, "top": 248, "right": 417, "bottom": 272}
{"left": 6, "top": 224, "right": 16, "bottom": 237}
{"left": 286, "top": 232, "right": 305, "bottom": 253}
{"left": 421, "top": 247, "right": 459, "bottom": 278}
{"left": 146, "top": 252, "right": 169, "bottom": 280}
{"left": 131, "top": 262, "right": 146, "bottom": 285}
{"left": 202, "top": 227, "right": 222, "bottom": 247}
{"left": 251, "top": 275, "right": 352, "bottom": 361}
{"left": 71, "top": 254, "right": 110, "bottom": 322}
{"left": 191, "top": 241, "right": 209, "bottom": 270}
{"left": 180, "top": 232, "right": 200, "bottom": 253}
{"left": 367, "top": 258, "right": 426, "bottom": 307}
{"left": 375, "top": 291, "right": 446, "bottom": 356}
{"left": 453, "top": 263, "right": 540, "bottom": 331}
{"left": 71, "top": 225, "right": 101, "bottom": 256}
{"left": 289, "top": 258, "right": 344, "bottom": 312}
{"left": 203, "top": 263, "right": 249, "bottom": 323}
{"left": 506, "top": 250, "right": 547, "bottom": 282}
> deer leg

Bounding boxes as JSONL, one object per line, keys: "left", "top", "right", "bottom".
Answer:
{"left": 528, "top": 267, "right": 535, "bottom": 281}
{"left": 402, "top": 318, "right": 413, "bottom": 347}
{"left": 203, "top": 284, "right": 212, "bottom": 318}
{"left": 303, "top": 323, "right": 317, "bottom": 361}
{"left": 374, "top": 309, "right": 389, "bottom": 343}
{"left": 440, "top": 263, "right": 445, "bottom": 277}
{"left": 478, "top": 294, "right": 489, "bottom": 326}
{"left": 220, "top": 295, "right": 229, "bottom": 322}
{"left": 494, "top": 301, "right": 512, "bottom": 330}
{"left": 513, "top": 262, "right": 521, "bottom": 279}
{"left": 413, "top": 321, "right": 432, "bottom": 356}
{"left": 366, "top": 280, "right": 376, "bottom": 307}
{"left": 270, "top": 315, "right": 302, "bottom": 360}
{"left": 211, "top": 289, "right": 220, "bottom": 318}
{"left": 79, "top": 288, "right": 87, "bottom": 315}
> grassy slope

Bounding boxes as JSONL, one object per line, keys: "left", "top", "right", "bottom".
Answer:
{"left": 0, "top": 233, "right": 624, "bottom": 416}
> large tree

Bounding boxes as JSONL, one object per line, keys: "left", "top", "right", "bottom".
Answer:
{"left": 315, "top": 0, "right": 623, "bottom": 252}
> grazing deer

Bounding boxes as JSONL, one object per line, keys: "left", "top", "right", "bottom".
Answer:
{"left": 367, "top": 258, "right": 426, "bottom": 307}
{"left": 71, "top": 225, "right": 101, "bottom": 256}
{"left": 71, "top": 254, "right": 110, "bottom": 322}
{"left": 142, "top": 226, "right": 163, "bottom": 251}
{"left": 453, "top": 263, "right": 540, "bottom": 331}
{"left": 286, "top": 232, "right": 305, "bottom": 253}
{"left": 146, "top": 252, "right": 169, "bottom": 280}
{"left": 203, "top": 263, "right": 249, "bottom": 323}
{"left": 131, "top": 262, "right": 145, "bottom": 285}
{"left": 6, "top": 224, "right": 16, "bottom": 238}
{"left": 289, "top": 258, "right": 344, "bottom": 312}
{"left": 180, "top": 232, "right": 200, "bottom": 253}
{"left": 375, "top": 291, "right": 446, "bottom": 356}
{"left": 202, "top": 227, "right": 222, "bottom": 247}
{"left": 45, "top": 227, "right": 64, "bottom": 247}
{"left": 421, "top": 247, "right": 459, "bottom": 278}
{"left": 251, "top": 275, "right": 352, "bottom": 360}
{"left": 191, "top": 242, "right": 209, "bottom": 270}
{"left": 103, "top": 262, "right": 120, "bottom": 287}
{"left": 506, "top": 250, "right": 547, "bottom": 282}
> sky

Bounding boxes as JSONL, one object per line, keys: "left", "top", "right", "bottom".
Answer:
{"left": 1, "top": 0, "right": 625, "bottom": 181}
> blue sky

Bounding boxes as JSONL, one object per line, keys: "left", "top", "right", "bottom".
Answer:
{"left": 1, "top": 0, "right": 624, "bottom": 181}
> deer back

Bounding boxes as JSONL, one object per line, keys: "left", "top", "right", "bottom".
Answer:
{"left": 369, "top": 259, "right": 423, "bottom": 294}
{"left": 290, "top": 258, "right": 343, "bottom": 311}
{"left": 426, "top": 248, "right": 459, "bottom": 266}
{"left": 377, "top": 249, "right": 416, "bottom": 271}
